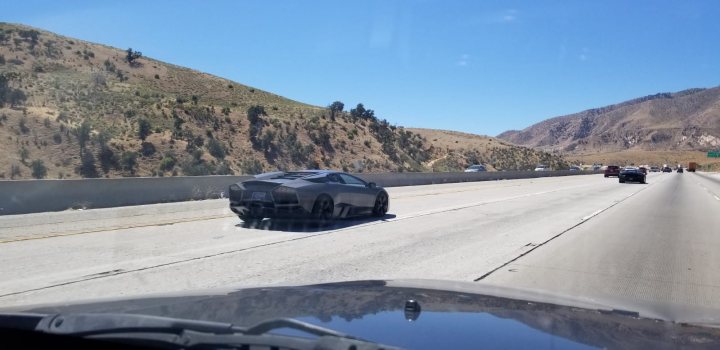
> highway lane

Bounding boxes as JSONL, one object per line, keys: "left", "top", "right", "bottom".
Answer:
{"left": 481, "top": 171, "right": 720, "bottom": 321}
{"left": 0, "top": 173, "right": 666, "bottom": 307}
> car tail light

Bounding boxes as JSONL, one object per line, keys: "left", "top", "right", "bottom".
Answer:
{"left": 228, "top": 184, "right": 244, "bottom": 201}
{"left": 272, "top": 186, "right": 299, "bottom": 204}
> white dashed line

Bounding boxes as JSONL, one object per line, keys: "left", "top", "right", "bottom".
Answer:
{"left": 581, "top": 209, "right": 603, "bottom": 221}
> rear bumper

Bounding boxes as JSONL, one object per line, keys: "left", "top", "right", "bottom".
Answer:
{"left": 604, "top": 172, "right": 619, "bottom": 177}
{"left": 619, "top": 174, "right": 645, "bottom": 182}
{"left": 229, "top": 201, "right": 311, "bottom": 218}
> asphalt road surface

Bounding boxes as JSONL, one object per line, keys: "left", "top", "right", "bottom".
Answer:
{"left": 1, "top": 172, "right": 719, "bottom": 320}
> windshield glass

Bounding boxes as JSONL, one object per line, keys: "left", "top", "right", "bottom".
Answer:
{"left": 1, "top": 1, "right": 720, "bottom": 348}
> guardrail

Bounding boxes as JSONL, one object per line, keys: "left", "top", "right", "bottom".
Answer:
{"left": 0, "top": 170, "right": 599, "bottom": 215}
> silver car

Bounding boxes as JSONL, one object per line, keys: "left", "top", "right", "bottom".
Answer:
{"left": 464, "top": 164, "right": 487, "bottom": 172}
{"left": 228, "top": 170, "right": 389, "bottom": 222}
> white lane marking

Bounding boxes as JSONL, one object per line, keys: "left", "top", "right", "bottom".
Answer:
{"left": 399, "top": 187, "right": 572, "bottom": 219}
{"left": 581, "top": 209, "right": 603, "bottom": 221}
{"left": 574, "top": 181, "right": 654, "bottom": 223}
{"left": 475, "top": 180, "right": 655, "bottom": 281}
{"left": 692, "top": 175, "right": 720, "bottom": 202}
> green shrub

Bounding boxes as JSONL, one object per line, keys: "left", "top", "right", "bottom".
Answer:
{"left": 191, "top": 134, "right": 204, "bottom": 147}
{"left": 310, "top": 129, "right": 333, "bottom": 152}
{"left": 159, "top": 156, "right": 176, "bottom": 171}
{"left": 140, "top": 141, "right": 156, "bottom": 156}
{"left": 181, "top": 161, "right": 214, "bottom": 176}
{"left": 247, "top": 105, "right": 266, "bottom": 124}
{"left": 207, "top": 138, "right": 226, "bottom": 159}
{"left": 239, "top": 158, "right": 263, "bottom": 175}
{"left": 80, "top": 152, "right": 99, "bottom": 178}
{"left": 103, "top": 59, "right": 116, "bottom": 73}
{"left": 215, "top": 161, "right": 234, "bottom": 175}
{"left": 9, "top": 89, "right": 26, "bottom": 107}
{"left": 191, "top": 148, "right": 203, "bottom": 161}
{"left": 98, "top": 147, "right": 118, "bottom": 172}
{"left": 18, "top": 117, "right": 29, "bottom": 134}
{"left": 30, "top": 160, "right": 47, "bottom": 179}
{"left": 138, "top": 118, "right": 151, "bottom": 140}
{"left": 126, "top": 48, "right": 142, "bottom": 64}
{"left": 120, "top": 151, "right": 138, "bottom": 173}
{"left": 173, "top": 114, "right": 185, "bottom": 130}
{"left": 19, "top": 147, "right": 29, "bottom": 163}
{"left": 10, "top": 164, "right": 21, "bottom": 179}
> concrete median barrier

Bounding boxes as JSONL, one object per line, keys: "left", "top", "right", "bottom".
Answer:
{"left": 360, "top": 170, "right": 596, "bottom": 187}
{"left": 0, "top": 176, "right": 252, "bottom": 216}
{"left": 0, "top": 171, "right": 598, "bottom": 215}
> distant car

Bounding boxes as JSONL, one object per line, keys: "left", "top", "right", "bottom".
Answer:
{"left": 639, "top": 167, "right": 648, "bottom": 174}
{"left": 677, "top": 167, "right": 684, "bottom": 173}
{"left": 534, "top": 165, "right": 551, "bottom": 171}
{"left": 662, "top": 166, "right": 672, "bottom": 173}
{"left": 619, "top": 167, "right": 647, "bottom": 184}
{"left": 568, "top": 166, "right": 582, "bottom": 171}
{"left": 604, "top": 165, "right": 620, "bottom": 177}
{"left": 464, "top": 164, "right": 486, "bottom": 172}
{"left": 228, "top": 170, "right": 389, "bottom": 223}
{"left": 591, "top": 164, "right": 602, "bottom": 171}
{"left": 650, "top": 166, "right": 660, "bottom": 172}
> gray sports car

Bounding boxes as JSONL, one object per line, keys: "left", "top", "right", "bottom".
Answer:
{"left": 228, "top": 170, "right": 389, "bottom": 222}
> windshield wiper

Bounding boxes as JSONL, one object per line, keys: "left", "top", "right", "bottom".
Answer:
{"left": 1, "top": 313, "right": 400, "bottom": 350}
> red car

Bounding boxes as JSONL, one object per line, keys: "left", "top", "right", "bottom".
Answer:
{"left": 604, "top": 165, "right": 620, "bottom": 177}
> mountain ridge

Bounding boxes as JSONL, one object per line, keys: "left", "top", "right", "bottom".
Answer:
{"left": 497, "top": 86, "right": 720, "bottom": 157}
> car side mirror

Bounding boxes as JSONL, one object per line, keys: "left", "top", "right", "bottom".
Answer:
{"left": 367, "top": 182, "right": 377, "bottom": 188}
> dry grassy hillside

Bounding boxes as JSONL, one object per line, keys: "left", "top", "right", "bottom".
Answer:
{"left": 0, "top": 23, "right": 566, "bottom": 179}
{"left": 409, "top": 128, "right": 568, "bottom": 171}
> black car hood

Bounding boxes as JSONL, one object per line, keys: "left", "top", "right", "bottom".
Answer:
{"left": 6, "top": 280, "right": 720, "bottom": 349}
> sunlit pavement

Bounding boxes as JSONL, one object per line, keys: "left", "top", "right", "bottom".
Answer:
{"left": 3, "top": 172, "right": 719, "bottom": 318}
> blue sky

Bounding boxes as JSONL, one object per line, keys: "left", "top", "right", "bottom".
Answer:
{"left": 2, "top": 0, "right": 719, "bottom": 136}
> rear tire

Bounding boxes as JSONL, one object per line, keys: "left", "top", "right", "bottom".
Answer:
{"left": 372, "top": 192, "right": 389, "bottom": 217}
{"left": 311, "top": 195, "right": 334, "bottom": 222}
{"left": 604, "top": 175, "right": 608, "bottom": 178}
{"left": 619, "top": 179, "right": 625, "bottom": 183}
